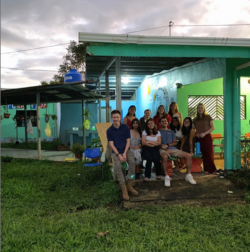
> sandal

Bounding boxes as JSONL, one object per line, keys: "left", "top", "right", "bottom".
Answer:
{"left": 144, "top": 177, "right": 149, "bottom": 182}
{"left": 156, "top": 176, "right": 161, "bottom": 180}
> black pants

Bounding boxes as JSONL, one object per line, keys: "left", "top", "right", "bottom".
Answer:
{"left": 142, "top": 146, "right": 161, "bottom": 178}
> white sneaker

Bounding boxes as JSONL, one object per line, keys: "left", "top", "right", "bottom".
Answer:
{"left": 185, "top": 174, "right": 197, "bottom": 185}
{"left": 165, "top": 175, "right": 171, "bottom": 187}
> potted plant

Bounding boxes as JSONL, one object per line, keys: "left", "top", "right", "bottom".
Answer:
{"left": 71, "top": 143, "right": 86, "bottom": 160}
{"left": 3, "top": 106, "right": 10, "bottom": 119}
{"left": 90, "top": 137, "right": 103, "bottom": 162}
{"left": 51, "top": 114, "right": 57, "bottom": 120}
{"left": 82, "top": 109, "right": 91, "bottom": 130}
{"left": 44, "top": 113, "right": 50, "bottom": 123}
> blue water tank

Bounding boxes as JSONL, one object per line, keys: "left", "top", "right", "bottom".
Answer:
{"left": 64, "top": 69, "right": 82, "bottom": 83}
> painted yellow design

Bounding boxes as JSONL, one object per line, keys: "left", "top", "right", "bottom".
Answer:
{"left": 148, "top": 85, "right": 151, "bottom": 95}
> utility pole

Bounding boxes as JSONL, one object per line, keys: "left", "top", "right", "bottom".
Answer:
{"left": 169, "top": 21, "right": 174, "bottom": 36}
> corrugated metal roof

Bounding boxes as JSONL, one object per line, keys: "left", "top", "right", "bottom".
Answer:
{"left": 1, "top": 81, "right": 103, "bottom": 106}
{"left": 79, "top": 32, "right": 250, "bottom": 47}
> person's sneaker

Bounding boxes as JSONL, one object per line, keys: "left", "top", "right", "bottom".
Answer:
{"left": 165, "top": 175, "right": 171, "bottom": 187}
{"left": 219, "top": 170, "right": 225, "bottom": 179}
{"left": 185, "top": 174, "right": 197, "bottom": 185}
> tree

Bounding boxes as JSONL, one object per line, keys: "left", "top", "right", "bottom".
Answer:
{"left": 41, "top": 40, "right": 86, "bottom": 85}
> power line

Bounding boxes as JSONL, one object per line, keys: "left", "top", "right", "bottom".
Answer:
{"left": 124, "top": 23, "right": 250, "bottom": 34}
{"left": 1, "top": 43, "right": 69, "bottom": 55}
{"left": 1, "top": 67, "right": 58, "bottom": 72}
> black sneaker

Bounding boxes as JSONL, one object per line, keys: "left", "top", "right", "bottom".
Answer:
{"left": 216, "top": 169, "right": 221, "bottom": 175}
{"left": 219, "top": 170, "right": 224, "bottom": 179}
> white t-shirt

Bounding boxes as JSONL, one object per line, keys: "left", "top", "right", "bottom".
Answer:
{"left": 142, "top": 130, "right": 161, "bottom": 141}
{"left": 175, "top": 128, "right": 183, "bottom": 138}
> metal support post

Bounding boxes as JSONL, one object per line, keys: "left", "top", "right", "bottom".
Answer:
{"left": 105, "top": 71, "right": 110, "bottom": 122}
{"left": 232, "top": 70, "right": 241, "bottom": 169}
{"left": 98, "top": 80, "right": 102, "bottom": 123}
{"left": 82, "top": 99, "right": 85, "bottom": 145}
{"left": 116, "top": 56, "right": 122, "bottom": 112}
{"left": 36, "top": 93, "right": 41, "bottom": 159}
{"left": 24, "top": 104, "right": 28, "bottom": 149}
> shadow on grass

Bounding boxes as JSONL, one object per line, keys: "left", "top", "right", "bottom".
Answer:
{"left": 1, "top": 158, "right": 120, "bottom": 215}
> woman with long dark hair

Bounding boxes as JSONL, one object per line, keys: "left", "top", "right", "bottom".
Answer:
{"left": 168, "top": 102, "right": 183, "bottom": 125}
{"left": 153, "top": 105, "right": 171, "bottom": 130}
{"left": 180, "top": 117, "right": 196, "bottom": 155}
{"left": 130, "top": 118, "right": 142, "bottom": 179}
{"left": 123, "top": 105, "right": 137, "bottom": 129}
{"left": 193, "top": 103, "right": 217, "bottom": 174}
{"left": 141, "top": 119, "right": 162, "bottom": 181}
{"left": 169, "top": 117, "right": 183, "bottom": 149}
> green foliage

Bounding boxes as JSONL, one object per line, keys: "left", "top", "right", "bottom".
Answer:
{"left": 43, "top": 113, "right": 58, "bottom": 120}
{"left": 71, "top": 143, "right": 86, "bottom": 155}
{"left": 82, "top": 109, "right": 91, "bottom": 119}
{"left": 90, "top": 137, "right": 102, "bottom": 148}
{"left": 41, "top": 80, "right": 58, "bottom": 86}
{"left": 41, "top": 41, "right": 86, "bottom": 85}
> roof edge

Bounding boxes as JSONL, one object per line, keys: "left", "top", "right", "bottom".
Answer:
{"left": 79, "top": 32, "right": 250, "bottom": 47}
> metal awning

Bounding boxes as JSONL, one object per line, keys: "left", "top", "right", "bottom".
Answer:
{"left": 85, "top": 55, "right": 203, "bottom": 100}
{"left": 1, "top": 81, "right": 103, "bottom": 106}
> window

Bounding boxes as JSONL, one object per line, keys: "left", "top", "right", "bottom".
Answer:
{"left": 15, "top": 110, "right": 37, "bottom": 127}
{"left": 188, "top": 95, "right": 246, "bottom": 120}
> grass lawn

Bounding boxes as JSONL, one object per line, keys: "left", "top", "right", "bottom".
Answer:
{"left": 1, "top": 141, "right": 63, "bottom": 151}
{"left": 1, "top": 158, "right": 250, "bottom": 252}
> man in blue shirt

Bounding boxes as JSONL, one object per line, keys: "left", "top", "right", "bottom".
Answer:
{"left": 107, "top": 110, "right": 138, "bottom": 201}
{"left": 159, "top": 117, "right": 196, "bottom": 187}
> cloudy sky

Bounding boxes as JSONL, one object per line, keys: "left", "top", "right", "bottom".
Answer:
{"left": 1, "top": 0, "right": 250, "bottom": 89}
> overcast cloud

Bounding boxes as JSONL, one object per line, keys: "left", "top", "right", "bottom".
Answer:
{"left": 1, "top": 0, "right": 250, "bottom": 89}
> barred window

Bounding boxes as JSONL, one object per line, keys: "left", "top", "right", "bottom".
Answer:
{"left": 188, "top": 95, "right": 246, "bottom": 120}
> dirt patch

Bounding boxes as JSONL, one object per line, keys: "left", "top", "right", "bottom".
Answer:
{"left": 123, "top": 174, "right": 246, "bottom": 209}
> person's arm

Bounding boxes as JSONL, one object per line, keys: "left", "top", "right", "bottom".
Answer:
{"left": 179, "top": 113, "right": 183, "bottom": 125}
{"left": 123, "top": 117, "right": 127, "bottom": 125}
{"left": 142, "top": 135, "right": 154, "bottom": 147}
{"left": 200, "top": 120, "right": 215, "bottom": 138}
{"left": 169, "top": 139, "right": 177, "bottom": 147}
{"left": 189, "top": 129, "right": 195, "bottom": 155}
{"left": 109, "top": 141, "right": 125, "bottom": 162}
{"left": 161, "top": 139, "right": 177, "bottom": 150}
{"left": 123, "top": 138, "right": 130, "bottom": 161}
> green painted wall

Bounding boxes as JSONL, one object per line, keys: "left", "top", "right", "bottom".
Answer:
{"left": 87, "top": 43, "right": 250, "bottom": 58}
{"left": 241, "top": 77, "right": 250, "bottom": 135}
{"left": 1, "top": 103, "right": 57, "bottom": 141}
{"left": 177, "top": 78, "right": 224, "bottom": 136}
{"left": 177, "top": 76, "right": 250, "bottom": 136}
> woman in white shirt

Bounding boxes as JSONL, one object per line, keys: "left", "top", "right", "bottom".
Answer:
{"left": 142, "top": 119, "right": 162, "bottom": 181}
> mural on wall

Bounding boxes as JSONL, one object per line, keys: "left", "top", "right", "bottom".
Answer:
{"left": 145, "top": 75, "right": 177, "bottom": 116}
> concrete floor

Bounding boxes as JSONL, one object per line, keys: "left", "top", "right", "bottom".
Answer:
{"left": 1, "top": 148, "right": 107, "bottom": 162}
{"left": 1, "top": 148, "right": 73, "bottom": 161}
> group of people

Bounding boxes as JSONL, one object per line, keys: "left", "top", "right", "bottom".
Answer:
{"left": 107, "top": 102, "right": 217, "bottom": 201}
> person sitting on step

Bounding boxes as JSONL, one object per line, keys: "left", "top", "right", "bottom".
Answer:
{"left": 141, "top": 119, "right": 162, "bottom": 182}
{"left": 130, "top": 118, "right": 142, "bottom": 180}
{"left": 159, "top": 117, "right": 197, "bottom": 187}
{"left": 107, "top": 110, "right": 138, "bottom": 201}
